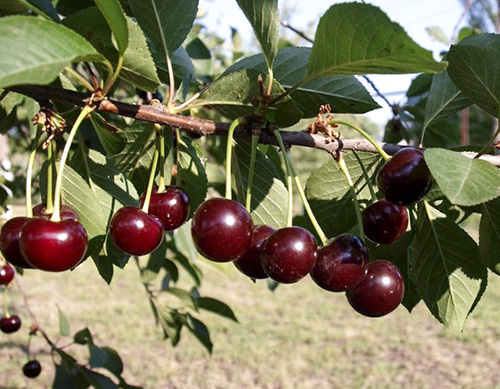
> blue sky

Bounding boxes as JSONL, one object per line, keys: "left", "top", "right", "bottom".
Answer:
{"left": 200, "top": 0, "right": 466, "bottom": 126}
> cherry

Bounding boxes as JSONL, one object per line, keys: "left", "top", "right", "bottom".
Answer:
{"left": 139, "top": 186, "right": 190, "bottom": 231}
{"left": 0, "top": 217, "right": 32, "bottom": 268}
{"left": 110, "top": 206, "right": 164, "bottom": 256}
{"left": 191, "top": 198, "right": 253, "bottom": 262}
{"left": 362, "top": 200, "right": 408, "bottom": 244}
{"left": 23, "top": 360, "right": 41, "bottom": 378}
{"left": 260, "top": 227, "right": 318, "bottom": 284}
{"left": 32, "top": 203, "right": 79, "bottom": 221}
{"left": 346, "top": 260, "right": 404, "bottom": 317}
{"left": 376, "top": 148, "right": 432, "bottom": 205}
{"left": 0, "top": 264, "right": 14, "bottom": 285}
{"left": 310, "top": 234, "right": 369, "bottom": 292}
{"left": 20, "top": 219, "right": 88, "bottom": 272}
{"left": 0, "top": 314, "right": 21, "bottom": 333}
{"left": 234, "top": 225, "right": 275, "bottom": 279}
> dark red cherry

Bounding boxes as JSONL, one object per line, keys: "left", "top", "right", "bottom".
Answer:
{"left": 191, "top": 198, "right": 253, "bottom": 263}
{"left": 20, "top": 219, "right": 88, "bottom": 272}
{"left": 346, "top": 260, "right": 404, "bottom": 317}
{"left": 139, "top": 186, "right": 190, "bottom": 231}
{"left": 23, "top": 360, "right": 42, "bottom": 378}
{"left": 310, "top": 234, "right": 369, "bottom": 292}
{"left": 260, "top": 227, "right": 318, "bottom": 284}
{"left": 376, "top": 148, "right": 432, "bottom": 205}
{"left": 32, "top": 203, "right": 79, "bottom": 221}
{"left": 0, "top": 264, "right": 14, "bottom": 285}
{"left": 0, "top": 217, "right": 32, "bottom": 268}
{"left": 0, "top": 314, "right": 21, "bottom": 333}
{"left": 362, "top": 200, "right": 408, "bottom": 244}
{"left": 110, "top": 206, "right": 164, "bottom": 256}
{"left": 234, "top": 225, "right": 275, "bottom": 279}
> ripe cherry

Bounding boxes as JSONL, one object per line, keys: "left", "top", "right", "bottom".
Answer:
{"left": 0, "top": 314, "right": 21, "bottom": 333}
{"left": 0, "top": 217, "right": 32, "bottom": 268}
{"left": 234, "top": 225, "right": 275, "bottom": 279}
{"left": 191, "top": 198, "right": 253, "bottom": 262}
{"left": 310, "top": 234, "right": 369, "bottom": 292}
{"left": 362, "top": 200, "right": 408, "bottom": 244}
{"left": 0, "top": 264, "right": 14, "bottom": 285}
{"left": 110, "top": 206, "right": 164, "bottom": 256}
{"left": 32, "top": 203, "right": 79, "bottom": 221}
{"left": 346, "top": 260, "right": 404, "bottom": 317}
{"left": 260, "top": 227, "right": 318, "bottom": 284}
{"left": 139, "top": 186, "right": 190, "bottom": 231}
{"left": 20, "top": 219, "right": 88, "bottom": 272}
{"left": 23, "top": 360, "right": 42, "bottom": 378}
{"left": 376, "top": 148, "right": 432, "bottom": 205}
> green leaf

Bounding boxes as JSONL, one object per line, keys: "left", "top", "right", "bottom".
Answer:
{"left": 21, "top": 0, "right": 60, "bottom": 22}
{"left": 367, "top": 233, "right": 420, "bottom": 312}
{"left": 198, "top": 297, "right": 238, "bottom": 322}
{"left": 63, "top": 8, "right": 160, "bottom": 92}
{"left": 411, "top": 204, "right": 487, "bottom": 331}
{"left": 233, "top": 141, "right": 288, "bottom": 229}
{"left": 177, "top": 137, "right": 208, "bottom": 216}
{"left": 164, "top": 287, "right": 197, "bottom": 310}
{"left": 90, "top": 113, "right": 127, "bottom": 156}
{"left": 81, "top": 369, "right": 118, "bottom": 389}
{"left": 197, "top": 68, "right": 302, "bottom": 127}
{"left": 74, "top": 327, "right": 93, "bottom": 344}
{"left": 308, "top": 3, "right": 446, "bottom": 77}
{"left": 425, "top": 148, "right": 500, "bottom": 206}
{"left": 129, "top": 0, "right": 198, "bottom": 64}
{"left": 423, "top": 72, "right": 471, "bottom": 131}
{"left": 0, "top": 16, "right": 104, "bottom": 88}
{"left": 305, "top": 151, "right": 380, "bottom": 238}
{"left": 154, "top": 46, "right": 195, "bottom": 87}
{"left": 479, "top": 197, "right": 500, "bottom": 274}
{"left": 235, "top": 0, "right": 279, "bottom": 68}
{"left": 225, "top": 47, "right": 379, "bottom": 116}
{"left": 99, "top": 347, "right": 124, "bottom": 376}
{"left": 426, "top": 26, "right": 449, "bottom": 45}
{"left": 185, "top": 313, "right": 213, "bottom": 354}
{"left": 95, "top": 0, "right": 128, "bottom": 55}
{"left": 57, "top": 306, "right": 70, "bottom": 336}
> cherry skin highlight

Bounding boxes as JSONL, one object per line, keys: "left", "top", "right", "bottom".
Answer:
{"left": 23, "top": 360, "right": 42, "bottom": 378}
{"left": 0, "top": 217, "right": 32, "bottom": 268}
{"left": 346, "top": 260, "right": 404, "bottom": 317}
{"left": 310, "top": 234, "right": 369, "bottom": 292}
{"left": 0, "top": 315, "right": 21, "bottom": 333}
{"left": 32, "top": 203, "right": 79, "bottom": 221}
{"left": 260, "top": 227, "right": 318, "bottom": 284}
{"left": 234, "top": 225, "right": 275, "bottom": 279}
{"left": 110, "top": 206, "right": 164, "bottom": 256}
{"left": 362, "top": 200, "right": 408, "bottom": 244}
{"left": 191, "top": 198, "right": 253, "bottom": 263}
{"left": 0, "top": 264, "right": 14, "bottom": 285}
{"left": 20, "top": 219, "right": 88, "bottom": 272}
{"left": 139, "top": 186, "right": 190, "bottom": 231}
{"left": 376, "top": 148, "right": 432, "bottom": 205}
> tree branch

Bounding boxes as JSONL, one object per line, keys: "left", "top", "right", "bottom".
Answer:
{"left": 10, "top": 85, "right": 500, "bottom": 166}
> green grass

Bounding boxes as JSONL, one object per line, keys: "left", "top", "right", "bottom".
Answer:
{"left": 3, "top": 254, "right": 500, "bottom": 389}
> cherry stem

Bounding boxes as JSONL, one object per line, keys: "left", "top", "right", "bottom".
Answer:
{"left": 174, "top": 127, "right": 181, "bottom": 186}
{"left": 266, "top": 68, "right": 274, "bottom": 96}
{"left": 337, "top": 156, "right": 365, "bottom": 242}
{"left": 25, "top": 128, "right": 43, "bottom": 218}
{"left": 225, "top": 117, "right": 245, "bottom": 200}
{"left": 64, "top": 67, "right": 94, "bottom": 92}
{"left": 274, "top": 130, "right": 329, "bottom": 245}
{"left": 475, "top": 124, "right": 500, "bottom": 158}
{"left": 351, "top": 150, "right": 377, "bottom": 202}
{"left": 141, "top": 135, "right": 160, "bottom": 213}
{"left": 102, "top": 56, "right": 124, "bottom": 96}
{"left": 27, "top": 334, "right": 32, "bottom": 361}
{"left": 330, "top": 120, "right": 390, "bottom": 161}
{"left": 157, "top": 126, "right": 166, "bottom": 193}
{"left": 3, "top": 287, "right": 9, "bottom": 317}
{"left": 45, "top": 140, "right": 55, "bottom": 215}
{"left": 166, "top": 54, "right": 176, "bottom": 108}
{"left": 51, "top": 105, "right": 94, "bottom": 222}
{"left": 77, "top": 130, "right": 94, "bottom": 190}
{"left": 245, "top": 133, "right": 260, "bottom": 212}
{"left": 273, "top": 130, "right": 294, "bottom": 227}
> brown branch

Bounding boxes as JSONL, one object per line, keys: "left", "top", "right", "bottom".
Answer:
{"left": 10, "top": 85, "right": 500, "bottom": 166}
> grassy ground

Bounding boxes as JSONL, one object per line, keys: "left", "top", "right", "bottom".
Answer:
{"left": 1, "top": 211, "right": 500, "bottom": 388}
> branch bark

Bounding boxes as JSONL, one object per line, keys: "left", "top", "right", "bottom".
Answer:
{"left": 10, "top": 85, "right": 500, "bottom": 167}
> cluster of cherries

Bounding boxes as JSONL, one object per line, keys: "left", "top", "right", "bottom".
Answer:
{"left": 0, "top": 264, "right": 42, "bottom": 379}
{"left": 190, "top": 147, "right": 432, "bottom": 318}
